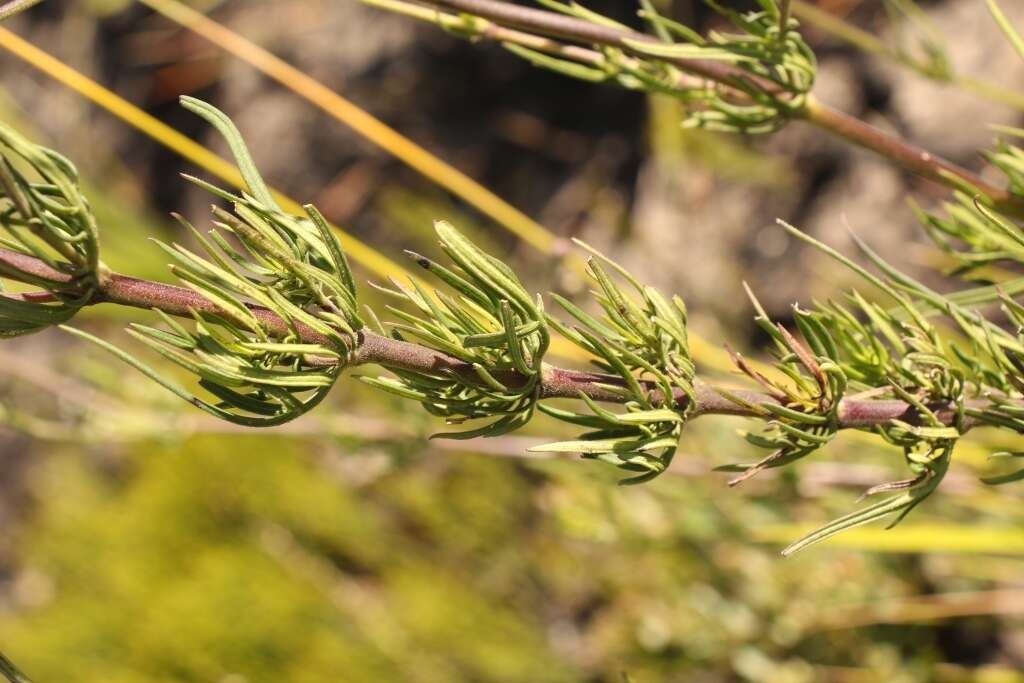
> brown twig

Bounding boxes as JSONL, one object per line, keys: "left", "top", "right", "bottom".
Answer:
{"left": 426, "top": 0, "right": 780, "bottom": 90}
{"left": 800, "top": 98, "right": 1021, "bottom": 213}
{"left": 0, "top": 245, "right": 999, "bottom": 432}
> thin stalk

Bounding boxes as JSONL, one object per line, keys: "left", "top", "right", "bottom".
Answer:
{"left": 0, "top": 0, "right": 43, "bottom": 22}
{"left": 0, "top": 245, "right": 1000, "bottom": 431}
{"left": 425, "top": 0, "right": 776, "bottom": 90}
{"left": 0, "top": 650, "right": 31, "bottom": 683}
{"left": 799, "top": 96, "right": 1021, "bottom": 215}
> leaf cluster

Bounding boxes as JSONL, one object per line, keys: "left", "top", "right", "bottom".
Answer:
{"left": 726, "top": 207, "right": 1024, "bottom": 550}
{"left": 363, "top": 220, "right": 550, "bottom": 439}
{"left": 441, "top": 0, "right": 816, "bottom": 134}
{"left": 0, "top": 122, "right": 101, "bottom": 335}
{"left": 535, "top": 242, "right": 695, "bottom": 483}
{"left": 66, "top": 97, "right": 362, "bottom": 427}
{"left": 715, "top": 285, "right": 846, "bottom": 488}
{"left": 629, "top": 0, "right": 816, "bottom": 132}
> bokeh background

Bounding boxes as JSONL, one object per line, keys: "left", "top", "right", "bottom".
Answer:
{"left": 0, "top": 1, "right": 1024, "bottom": 681}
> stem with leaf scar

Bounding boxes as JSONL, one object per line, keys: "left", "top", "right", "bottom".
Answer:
{"left": 0, "top": 244, "right": 998, "bottom": 431}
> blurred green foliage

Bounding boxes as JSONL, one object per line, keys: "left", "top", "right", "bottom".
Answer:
{"left": 1, "top": 420, "right": 1022, "bottom": 681}
{"left": 1, "top": 437, "right": 574, "bottom": 682}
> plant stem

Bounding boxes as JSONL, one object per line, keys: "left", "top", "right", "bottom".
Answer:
{"left": 799, "top": 97, "right": 1020, "bottom": 213}
{"left": 406, "top": 0, "right": 1024, "bottom": 214}
{"left": 0, "top": 649, "right": 31, "bottom": 683}
{"left": 360, "top": 0, "right": 624, "bottom": 77}
{"left": 0, "top": 0, "right": 43, "bottom": 22}
{"left": 424, "top": 0, "right": 777, "bottom": 90}
{"left": 0, "top": 245, "right": 995, "bottom": 432}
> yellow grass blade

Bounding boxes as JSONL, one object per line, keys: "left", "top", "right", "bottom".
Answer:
{"left": 0, "top": 26, "right": 598, "bottom": 361}
{"left": 0, "top": 21, "right": 773, "bottom": 373}
{"left": 138, "top": 0, "right": 560, "bottom": 255}
{"left": 755, "top": 523, "right": 1024, "bottom": 555}
{"left": 0, "top": 25, "right": 412, "bottom": 285}
{"left": 134, "top": 1, "right": 777, "bottom": 375}
{"left": 820, "top": 589, "right": 1024, "bottom": 629}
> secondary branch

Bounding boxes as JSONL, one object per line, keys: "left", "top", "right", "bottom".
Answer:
{"left": 410, "top": 0, "right": 1021, "bottom": 212}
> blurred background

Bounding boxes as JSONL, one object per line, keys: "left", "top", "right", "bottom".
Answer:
{"left": 0, "top": 0, "right": 1024, "bottom": 681}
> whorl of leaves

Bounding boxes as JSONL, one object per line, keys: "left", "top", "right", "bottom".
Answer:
{"left": 0, "top": 122, "right": 101, "bottom": 336}
{"left": 533, "top": 241, "right": 695, "bottom": 484}
{"left": 627, "top": 0, "right": 816, "bottom": 133}
{"left": 362, "top": 220, "right": 550, "bottom": 439}
{"left": 68, "top": 97, "right": 362, "bottom": 426}
{"left": 724, "top": 209, "right": 1024, "bottom": 554}
{"left": 458, "top": 0, "right": 816, "bottom": 134}
{"left": 714, "top": 283, "right": 846, "bottom": 491}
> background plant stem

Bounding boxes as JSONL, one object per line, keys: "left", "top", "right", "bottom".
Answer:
{"left": 800, "top": 97, "right": 1021, "bottom": 213}
{"left": 406, "top": 0, "right": 1021, "bottom": 212}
